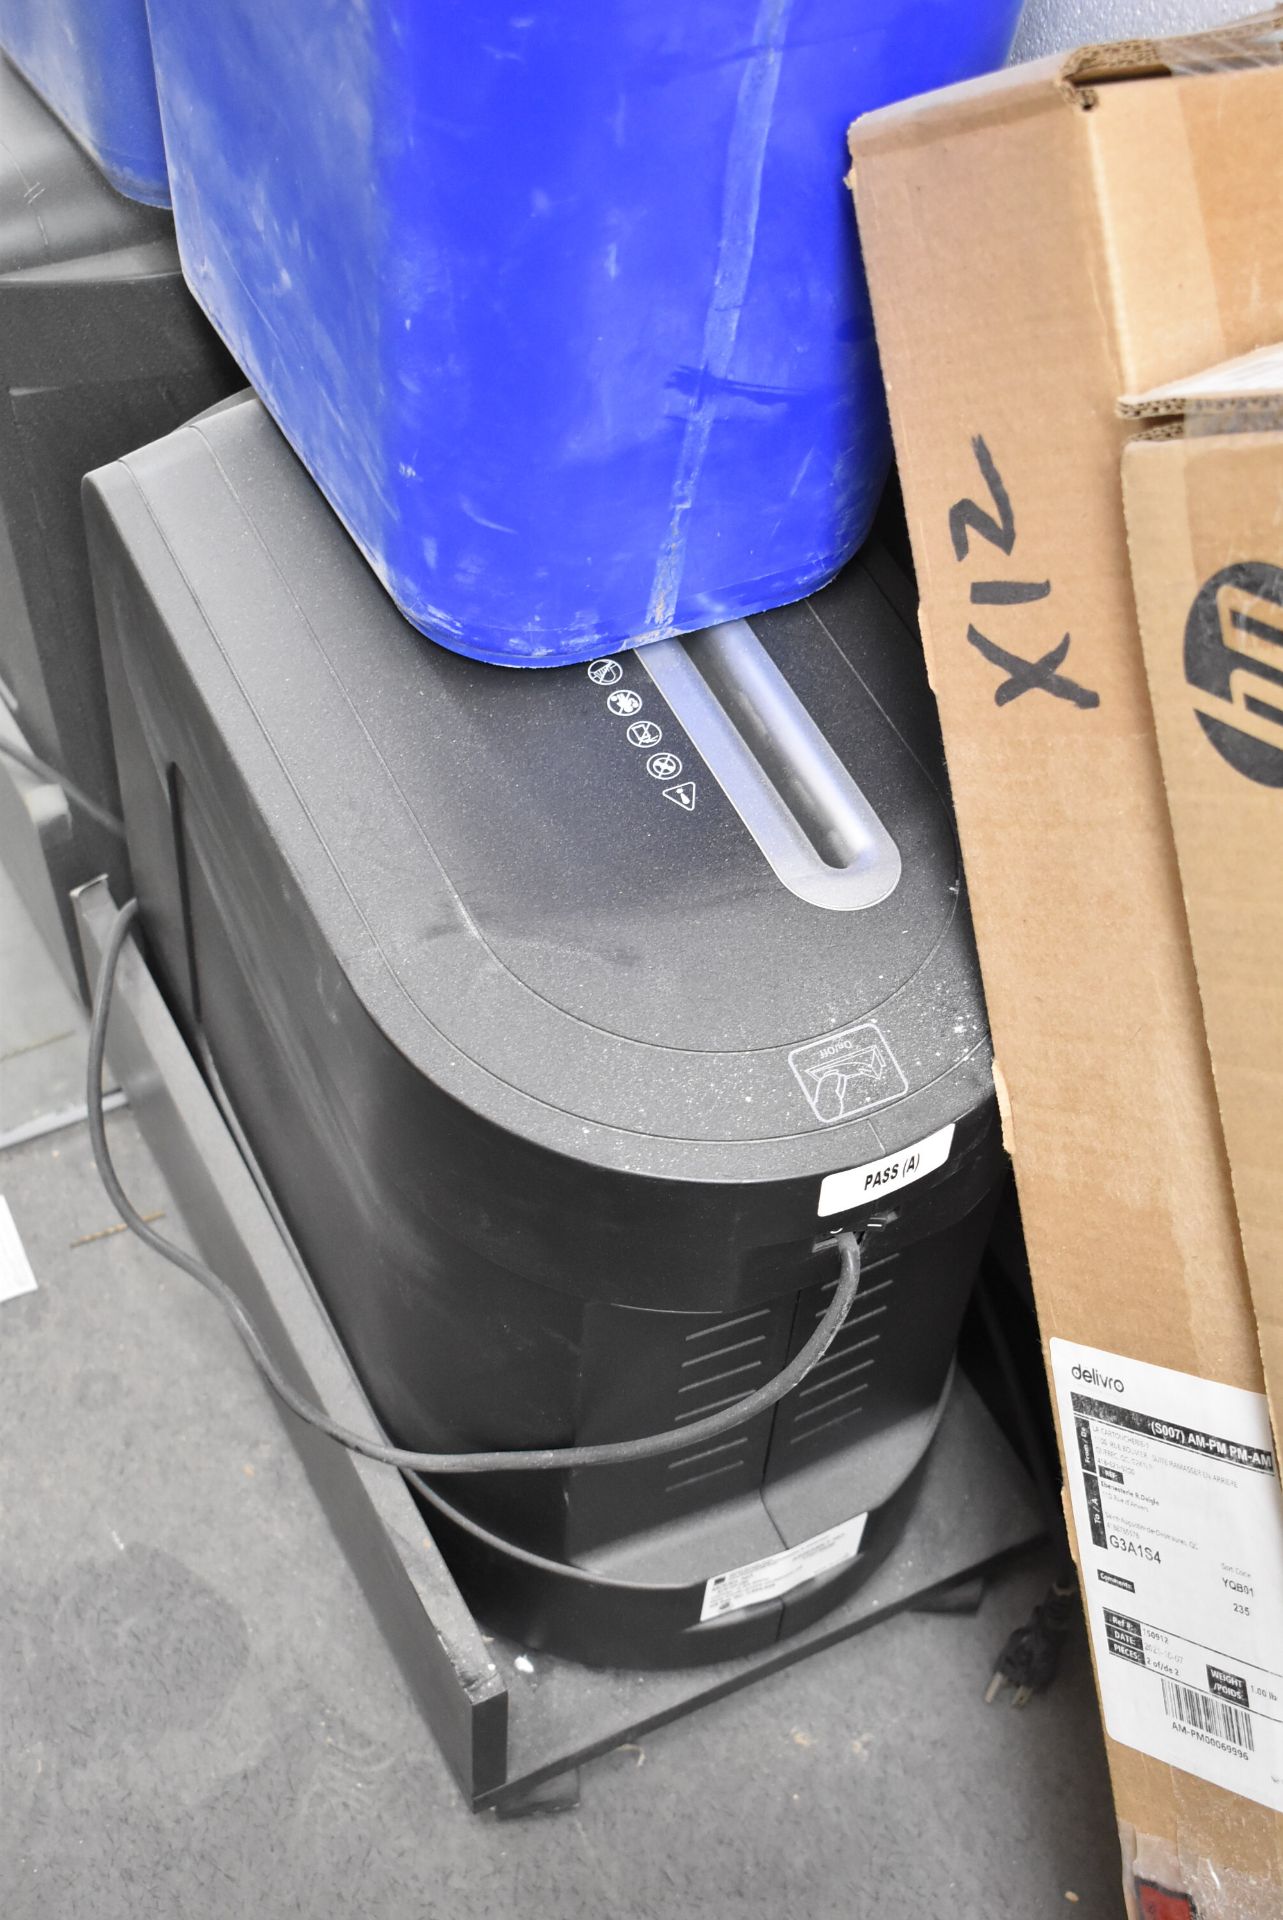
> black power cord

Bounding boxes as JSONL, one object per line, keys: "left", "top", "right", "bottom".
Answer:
{"left": 984, "top": 1576, "right": 1079, "bottom": 1709}
{"left": 87, "top": 895, "right": 865, "bottom": 1475}
{"left": 0, "top": 734, "right": 126, "bottom": 837}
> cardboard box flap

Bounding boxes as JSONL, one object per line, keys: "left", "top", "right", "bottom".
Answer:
{"left": 1121, "top": 347, "right": 1283, "bottom": 443}
{"left": 1120, "top": 340, "right": 1283, "bottom": 419}
{"left": 852, "top": 21, "right": 1283, "bottom": 401}
{"left": 845, "top": 55, "right": 1066, "bottom": 158}
{"left": 849, "top": 8, "right": 1283, "bottom": 164}
{"left": 1061, "top": 6, "right": 1283, "bottom": 100}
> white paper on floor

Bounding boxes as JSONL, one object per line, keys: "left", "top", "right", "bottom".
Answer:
{"left": 0, "top": 1193, "right": 38, "bottom": 1302}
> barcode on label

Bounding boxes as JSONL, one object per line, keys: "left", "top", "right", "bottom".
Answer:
{"left": 1161, "top": 1680, "right": 1255, "bottom": 1753}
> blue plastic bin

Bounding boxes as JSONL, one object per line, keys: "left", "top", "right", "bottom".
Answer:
{"left": 146, "top": 3, "right": 1020, "bottom": 665}
{"left": 0, "top": 1, "right": 168, "bottom": 205}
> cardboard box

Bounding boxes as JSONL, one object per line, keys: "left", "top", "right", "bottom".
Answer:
{"left": 1123, "top": 343, "right": 1283, "bottom": 1461}
{"left": 849, "top": 17, "right": 1283, "bottom": 1915}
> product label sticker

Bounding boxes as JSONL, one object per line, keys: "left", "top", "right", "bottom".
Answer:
{"left": 700, "top": 1512, "right": 868, "bottom": 1623}
{"left": 817, "top": 1122, "right": 955, "bottom": 1219}
{"left": 1050, "top": 1339, "right": 1283, "bottom": 1812}
{"left": 0, "top": 1196, "right": 37, "bottom": 1304}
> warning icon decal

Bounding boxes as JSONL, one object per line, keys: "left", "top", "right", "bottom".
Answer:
{"left": 788, "top": 1022, "right": 909, "bottom": 1125}
{"left": 663, "top": 781, "right": 697, "bottom": 812}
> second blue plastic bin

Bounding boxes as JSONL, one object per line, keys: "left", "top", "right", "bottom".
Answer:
{"left": 0, "top": 0, "right": 168, "bottom": 205}
{"left": 145, "top": 2, "right": 1021, "bottom": 665}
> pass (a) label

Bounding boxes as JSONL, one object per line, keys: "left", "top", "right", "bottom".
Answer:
{"left": 817, "top": 1122, "right": 954, "bottom": 1218}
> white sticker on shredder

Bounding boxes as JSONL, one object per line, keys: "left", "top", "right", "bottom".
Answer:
{"left": 700, "top": 1512, "right": 868, "bottom": 1623}
{"left": 817, "top": 1122, "right": 954, "bottom": 1218}
{"left": 1050, "top": 1338, "right": 1283, "bottom": 1813}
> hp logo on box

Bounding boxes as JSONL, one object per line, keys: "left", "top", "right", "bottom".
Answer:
{"left": 1185, "top": 562, "right": 1283, "bottom": 786}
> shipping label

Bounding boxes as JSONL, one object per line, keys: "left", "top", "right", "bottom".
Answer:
{"left": 1051, "top": 1339, "right": 1283, "bottom": 1812}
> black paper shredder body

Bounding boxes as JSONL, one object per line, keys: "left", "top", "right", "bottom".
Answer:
{"left": 84, "top": 394, "right": 1004, "bottom": 1667}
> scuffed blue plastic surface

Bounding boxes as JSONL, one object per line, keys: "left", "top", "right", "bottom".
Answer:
{"left": 0, "top": 1, "right": 168, "bottom": 206}
{"left": 146, "top": 2, "right": 1021, "bottom": 665}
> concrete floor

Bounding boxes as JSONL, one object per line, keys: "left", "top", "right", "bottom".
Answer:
{"left": 0, "top": 858, "right": 1124, "bottom": 1919}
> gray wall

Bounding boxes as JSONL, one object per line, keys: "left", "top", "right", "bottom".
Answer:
{"left": 1012, "top": 0, "right": 1251, "bottom": 62}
